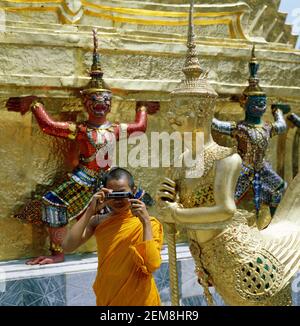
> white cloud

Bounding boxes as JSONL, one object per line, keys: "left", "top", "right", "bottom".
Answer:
{"left": 280, "top": 0, "right": 300, "bottom": 48}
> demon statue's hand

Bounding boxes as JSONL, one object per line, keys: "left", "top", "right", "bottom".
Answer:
{"left": 271, "top": 103, "right": 291, "bottom": 115}
{"left": 287, "top": 113, "right": 299, "bottom": 129}
{"left": 6, "top": 96, "right": 38, "bottom": 115}
{"left": 136, "top": 101, "right": 160, "bottom": 115}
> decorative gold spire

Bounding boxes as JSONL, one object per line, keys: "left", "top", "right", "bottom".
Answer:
{"left": 172, "top": 0, "right": 217, "bottom": 98}
{"left": 91, "top": 28, "right": 101, "bottom": 74}
{"left": 243, "top": 45, "right": 265, "bottom": 97}
{"left": 251, "top": 44, "right": 256, "bottom": 63}
{"left": 182, "top": 0, "right": 202, "bottom": 80}
{"left": 81, "top": 29, "right": 111, "bottom": 95}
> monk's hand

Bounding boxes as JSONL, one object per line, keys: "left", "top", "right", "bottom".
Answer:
{"left": 6, "top": 96, "right": 38, "bottom": 115}
{"left": 129, "top": 198, "right": 150, "bottom": 225}
{"left": 87, "top": 188, "right": 113, "bottom": 217}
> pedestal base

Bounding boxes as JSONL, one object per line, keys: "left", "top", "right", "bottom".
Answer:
{"left": 0, "top": 245, "right": 299, "bottom": 306}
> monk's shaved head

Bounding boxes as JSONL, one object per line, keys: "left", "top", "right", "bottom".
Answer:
{"left": 103, "top": 167, "right": 135, "bottom": 190}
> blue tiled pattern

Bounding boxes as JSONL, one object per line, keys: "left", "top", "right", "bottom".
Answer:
{"left": 0, "top": 275, "right": 65, "bottom": 306}
{"left": 292, "top": 272, "right": 300, "bottom": 306}
{"left": 0, "top": 258, "right": 299, "bottom": 306}
{"left": 153, "top": 261, "right": 182, "bottom": 305}
{"left": 0, "top": 281, "right": 24, "bottom": 306}
{"left": 23, "top": 276, "right": 65, "bottom": 306}
{"left": 66, "top": 272, "right": 96, "bottom": 306}
{"left": 182, "top": 295, "right": 207, "bottom": 306}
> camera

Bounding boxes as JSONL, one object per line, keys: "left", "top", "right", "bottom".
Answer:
{"left": 106, "top": 191, "right": 134, "bottom": 199}
{"left": 105, "top": 189, "right": 144, "bottom": 200}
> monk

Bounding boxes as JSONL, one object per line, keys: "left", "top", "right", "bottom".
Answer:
{"left": 62, "top": 167, "right": 163, "bottom": 306}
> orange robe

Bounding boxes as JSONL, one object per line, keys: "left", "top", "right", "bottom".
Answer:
{"left": 93, "top": 210, "right": 163, "bottom": 306}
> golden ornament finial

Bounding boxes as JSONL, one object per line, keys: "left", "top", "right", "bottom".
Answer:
{"left": 93, "top": 28, "right": 98, "bottom": 55}
{"left": 251, "top": 44, "right": 256, "bottom": 58}
{"left": 250, "top": 44, "right": 257, "bottom": 64}
{"left": 171, "top": 0, "right": 217, "bottom": 97}
{"left": 182, "top": 0, "right": 202, "bottom": 81}
{"left": 187, "top": 0, "right": 195, "bottom": 48}
{"left": 243, "top": 44, "right": 265, "bottom": 97}
{"left": 81, "top": 29, "right": 111, "bottom": 95}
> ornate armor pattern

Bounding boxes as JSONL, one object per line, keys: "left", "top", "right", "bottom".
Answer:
{"left": 188, "top": 211, "right": 292, "bottom": 306}
{"left": 213, "top": 115, "right": 287, "bottom": 214}
{"left": 232, "top": 121, "right": 286, "bottom": 212}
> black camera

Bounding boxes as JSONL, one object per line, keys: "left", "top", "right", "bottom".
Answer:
{"left": 106, "top": 188, "right": 145, "bottom": 200}
{"left": 106, "top": 191, "right": 134, "bottom": 199}
{"left": 104, "top": 189, "right": 155, "bottom": 207}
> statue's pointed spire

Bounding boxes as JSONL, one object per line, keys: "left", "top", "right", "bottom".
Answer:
{"left": 249, "top": 44, "right": 259, "bottom": 79}
{"left": 171, "top": 0, "right": 217, "bottom": 97}
{"left": 82, "top": 29, "right": 111, "bottom": 95}
{"left": 91, "top": 28, "right": 101, "bottom": 73}
{"left": 243, "top": 44, "right": 265, "bottom": 96}
{"left": 182, "top": 0, "right": 202, "bottom": 81}
{"left": 252, "top": 44, "right": 256, "bottom": 59}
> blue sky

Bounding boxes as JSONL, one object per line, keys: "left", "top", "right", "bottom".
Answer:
{"left": 279, "top": 0, "right": 300, "bottom": 48}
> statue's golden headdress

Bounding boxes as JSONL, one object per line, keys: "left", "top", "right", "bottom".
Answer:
{"left": 81, "top": 29, "right": 111, "bottom": 95}
{"left": 171, "top": 0, "right": 217, "bottom": 98}
{"left": 243, "top": 45, "right": 266, "bottom": 97}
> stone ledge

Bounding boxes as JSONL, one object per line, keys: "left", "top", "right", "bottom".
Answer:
{"left": 1, "top": 77, "right": 300, "bottom": 100}
{"left": 0, "top": 243, "right": 192, "bottom": 281}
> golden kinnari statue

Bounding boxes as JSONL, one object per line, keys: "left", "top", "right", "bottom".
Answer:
{"left": 157, "top": 0, "right": 300, "bottom": 306}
